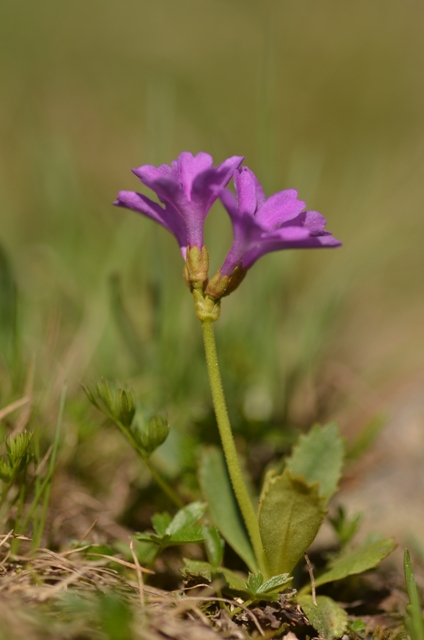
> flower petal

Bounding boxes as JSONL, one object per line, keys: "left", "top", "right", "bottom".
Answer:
{"left": 192, "top": 155, "right": 244, "bottom": 212}
{"left": 178, "top": 151, "right": 213, "bottom": 200}
{"left": 234, "top": 166, "right": 266, "bottom": 215}
{"left": 242, "top": 228, "right": 341, "bottom": 269}
{"left": 297, "top": 210, "right": 328, "bottom": 235}
{"left": 218, "top": 164, "right": 341, "bottom": 282}
{"left": 114, "top": 190, "right": 188, "bottom": 256}
{"left": 256, "top": 189, "right": 306, "bottom": 229}
{"left": 131, "top": 153, "right": 243, "bottom": 249}
{"left": 132, "top": 165, "right": 180, "bottom": 205}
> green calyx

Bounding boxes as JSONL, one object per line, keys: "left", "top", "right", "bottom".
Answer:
{"left": 183, "top": 245, "right": 209, "bottom": 291}
{"left": 205, "top": 264, "right": 247, "bottom": 300}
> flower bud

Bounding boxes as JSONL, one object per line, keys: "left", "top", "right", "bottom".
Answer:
{"left": 116, "top": 388, "right": 136, "bottom": 427}
{"left": 134, "top": 415, "right": 170, "bottom": 457}
{"left": 96, "top": 378, "right": 116, "bottom": 415}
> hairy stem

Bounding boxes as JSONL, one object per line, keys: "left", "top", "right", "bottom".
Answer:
{"left": 200, "top": 318, "right": 268, "bottom": 576}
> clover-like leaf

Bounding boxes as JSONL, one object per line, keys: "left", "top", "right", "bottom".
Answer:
{"left": 135, "top": 502, "right": 207, "bottom": 551}
{"left": 167, "top": 526, "right": 205, "bottom": 544}
{"left": 151, "top": 512, "right": 172, "bottom": 536}
{"left": 245, "top": 572, "right": 264, "bottom": 594}
{"left": 166, "top": 502, "right": 206, "bottom": 535}
{"left": 181, "top": 561, "right": 291, "bottom": 602}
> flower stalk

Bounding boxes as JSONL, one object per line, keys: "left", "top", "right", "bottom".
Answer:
{"left": 199, "top": 313, "right": 268, "bottom": 577}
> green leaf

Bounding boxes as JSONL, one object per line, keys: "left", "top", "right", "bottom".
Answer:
{"left": 203, "top": 525, "right": 224, "bottom": 569}
{"left": 298, "top": 595, "right": 348, "bottom": 639}
{"left": 245, "top": 572, "right": 264, "bottom": 594}
{"left": 181, "top": 560, "right": 290, "bottom": 600}
{"left": 168, "top": 525, "right": 205, "bottom": 544}
{"left": 166, "top": 502, "right": 206, "bottom": 535}
{"left": 258, "top": 573, "right": 292, "bottom": 594}
{"left": 151, "top": 512, "right": 172, "bottom": 536}
{"left": 136, "top": 504, "right": 206, "bottom": 551}
{"left": 181, "top": 559, "right": 247, "bottom": 592}
{"left": 258, "top": 468, "right": 327, "bottom": 575}
{"left": 131, "top": 539, "right": 160, "bottom": 565}
{"left": 404, "top": 549, "right": 424, "bottom": 640}
{"left": 287, "top": 423, "right": 344, "bottom": 502}
{"left": 199, "top": 447, "right": 258, "bottom": 572}
{"left": 243, "top": 571, "right": 292, "bottom": 599}
{"left": 311, "top": 538, "right": 396, "bottom": 589}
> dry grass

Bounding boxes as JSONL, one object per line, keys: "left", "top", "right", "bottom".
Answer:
{"left": 0, "top": 532, "right": 323, "bottom": 640}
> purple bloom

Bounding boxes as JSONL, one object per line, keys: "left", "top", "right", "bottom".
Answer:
{"left": 219, "top": 166, "right": 341, "bottom": 276}
{"left": 114, "top": 151, "right": 243, "bottom": 258}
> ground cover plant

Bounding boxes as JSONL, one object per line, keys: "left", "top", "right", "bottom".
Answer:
{"left": 1, "top": 1, "right": 424, "bottom": 639}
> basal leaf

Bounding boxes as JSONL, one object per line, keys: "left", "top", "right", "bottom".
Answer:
{"left": 311, "top": 538, "right": 396, "bottom": 589}
{"left": 199, "top": 447, "right": 258, "bottom": 572}
{"left": 298, "top": 595, "right": 348, "bottom": 639}
{"left": 203, "top": 525, "right": 224, "bottom": 569}
{"left": 258, "top": 468, "right": 327, "bottom": 575}
{"left": 166, "top": 501, "right": 206, "bottom": 535}
{"left": 287, "top": 423, "right": 344, "bottom": 502}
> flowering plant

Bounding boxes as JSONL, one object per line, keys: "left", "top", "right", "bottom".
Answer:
{"left": 85, "top": 151, "right": 394, "bottom": 631}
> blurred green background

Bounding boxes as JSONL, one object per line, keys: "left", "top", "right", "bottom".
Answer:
{"left": 1, "top": 0, "right": 423, "bottom": 464}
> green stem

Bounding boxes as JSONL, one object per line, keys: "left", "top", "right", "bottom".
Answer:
{"left": 115, "top": 422, "right": 184, "bottom": 509}
{"left": 200, "top": 319, "right": 268, "bottom": 577}
{"left": 145, "top": 459, "right": 184, "bottom": 509}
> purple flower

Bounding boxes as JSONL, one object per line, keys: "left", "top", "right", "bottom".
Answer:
{"left": 114, "top": 151, "right": 244, "bottom": 258}
{"left": 218, "top": 166, "right": 341, "bottom": 276}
